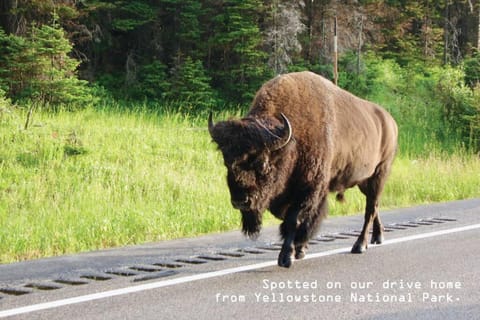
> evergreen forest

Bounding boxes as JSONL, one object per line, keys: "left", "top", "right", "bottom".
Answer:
{"left": 1, "top": 0, "right": 480, "bottom": 150}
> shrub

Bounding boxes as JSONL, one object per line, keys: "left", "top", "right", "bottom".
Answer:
{"left": 0, "top": 24, "right": 95, "bottom": 111}
{"left": 433, "top": 66, "right": 478, "bottom": 151}
{"left": 464, "top": 51, "right": 480, "bottom": 87}
{"left": 137, "top": 61, "right": 170, "bottom": 100}
{"left": 338, "top": 51, "right": 369, "bottom": 96}
{"left": 465, "top": 84, "right": 480, "bottom": 151}
{"left": 166, "top": 56, "right": 217, "bottom": 113}
{"left": 0, "top": 88, "right": 14, "bottom": 123}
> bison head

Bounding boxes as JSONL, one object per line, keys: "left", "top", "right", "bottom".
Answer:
{"left": 208, "top": 112, "right": 293, "bottom": 238}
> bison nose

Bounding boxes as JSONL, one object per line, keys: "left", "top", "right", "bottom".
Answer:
{"left": 231, "top": 196, "right": 250, "bottom": 210}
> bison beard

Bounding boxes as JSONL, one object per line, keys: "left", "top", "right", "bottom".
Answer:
{"left": 208, "top": 71, "right": 398, "bottom": 268}
{"left": 241, "top": 210, "right": 263, "bottom": 239}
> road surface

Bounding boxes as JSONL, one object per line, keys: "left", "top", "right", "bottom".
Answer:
{"left": 0, "top": 199, "right": 479, "bottom": 319}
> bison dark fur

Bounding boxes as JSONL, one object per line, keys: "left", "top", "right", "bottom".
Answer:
{"left": 208, "top": 71, "right": 398, "bottom": 268}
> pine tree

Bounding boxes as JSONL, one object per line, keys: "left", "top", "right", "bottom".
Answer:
{"left": 0, "top": 22, "right": 94, "bottom": 109}
{"left": 135, "top": 60, "right": 170, "bottom": 100}
{"left": 161, "top": 0, "right": 204, "bottom": 61}
{"left": 29, "top": 22, "right": 94, "bottom": 109}
{"left": 0, "top": 28, "right": 35, "bottom": 96}
{"left": 110, "top": 1, "right": 156, "bottom": 32}
{"left": 209, "top": 0, "right": 270, "bottom": 104}
{"left": 464, "top": 51, "right": 480, "bottom": 86}
{"left": 168, "top": 55, "right": 216, "bottom": 112}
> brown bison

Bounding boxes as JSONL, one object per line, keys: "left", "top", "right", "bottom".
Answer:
{"left": 208, "top": 71, "right": 398, "bottom": 268}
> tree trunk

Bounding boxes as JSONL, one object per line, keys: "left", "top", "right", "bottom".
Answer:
{"left": 357, "top": 15, "right": 363, "bottom": 75}
{"left": 478, "top": 0, "right": 480, "bottom": 50}
{"left": 444, "top": 0, "right": 449, "bottom": 65}
{"left": 0, "top": 0, "right": 16, "bottom": 33}
{"left": 305, "top": 0, "right": 314, "bottom": 62}
{"left": 333, "top": 15, "right": 338, "bottom": 86}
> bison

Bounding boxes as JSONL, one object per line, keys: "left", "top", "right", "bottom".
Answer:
{"left": 208, "top": 71, "right": 398, "bottom": 268}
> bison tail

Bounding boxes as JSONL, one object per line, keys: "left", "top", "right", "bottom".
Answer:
{"left": 336, "top": 192, "right": 346, "bottom": 203}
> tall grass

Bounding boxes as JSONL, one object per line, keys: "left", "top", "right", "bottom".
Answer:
{"left": 328, "top": 153, "right": 480, "bottom": 216}
{"left": 0, "top": 101, "right": 478, "bottom": 263}
{"left": 0, "top": 105, "right": 238, "bottom": 262}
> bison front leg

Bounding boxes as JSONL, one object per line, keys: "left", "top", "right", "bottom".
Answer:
{"left": 278, "top": 195, "right": 327, "bottom": 268}
{"left": 278, "top": 214, "right": 297, "bottom": 268}
{"left": 294, "top": 195, "right": 328, "bottom": 260}
{"left": 294, "top": 243, "right": 308, "bottom": 260}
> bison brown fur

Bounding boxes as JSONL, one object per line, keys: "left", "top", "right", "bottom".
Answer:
{"left": 208, "top": 71, "right": 398, "bottom": 268}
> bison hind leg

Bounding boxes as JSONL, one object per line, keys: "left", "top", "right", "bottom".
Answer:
{"left": 370, "top": 215, "right": 384, "bottom": 244}
{"left": 352, "top": 160, "right": 392, "bottom": 253}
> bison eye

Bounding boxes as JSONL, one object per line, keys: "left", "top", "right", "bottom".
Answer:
{"left": 233, "top": 159, "right": 252, "bottom": 171}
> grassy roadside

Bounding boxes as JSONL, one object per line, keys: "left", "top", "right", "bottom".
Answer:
{"left": 328, "top": 154, "right": 480, "bottom": 215}
{"left": 1, "top": 107, "right": 479, "bottom": 263}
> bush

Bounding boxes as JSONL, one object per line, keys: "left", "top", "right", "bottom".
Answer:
{"left": 464, "top": 51, "right": 480, "bottom": 87}
{"left": 0, "top": 24, "right": 95, "bottom": 111}
{"left": 432, "top": 66, "right": 479, "bottom": 151}
{"left": 338, "top": 52, "right": 405, "bottom": 98}
{"left": 338, "top": 51, "right": 369, "bottom": 96}
{"left": 0, "top": 28, "right": 32, "bottom": 97}
{"left": 136, "top": 61, "right": 170, "bottom": 100}
{"left": 0, "top": 88, "right": 12, "bottom": 112}
{"left": 0, "top": 88, "right": 14, "bottom": 120}
{"left": 166, "top": 56, "right": 217, "bottom": 113}
{"left": 465, "top": 84, "right": 480, "bottom": 151}
{"left": 0, "top": 88, "right": 10, "bottom": 107}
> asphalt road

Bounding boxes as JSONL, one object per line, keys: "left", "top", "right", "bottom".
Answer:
{"left": 0, "top": 199, "right": 479, "bottom": 320}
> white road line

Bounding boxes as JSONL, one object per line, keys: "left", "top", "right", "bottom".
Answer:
{"left": 1, "top": 223, "right": 479, "bottom": 318}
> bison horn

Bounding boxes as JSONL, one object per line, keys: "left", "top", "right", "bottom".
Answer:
{"left": 208, "top": 112, "right": 215, "bottom": 136}
{"left": 269, "top": 113, "right": 293, "bottom": 151}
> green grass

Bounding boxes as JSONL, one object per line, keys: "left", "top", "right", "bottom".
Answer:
{"left": 0, "top": 105, "right": 479, "bottom": 263}
{"left": 328, "top": 154, "right": 480, "bottom": 215}
{"left": 0, "top": 106, "right": 238, "bottom": 262}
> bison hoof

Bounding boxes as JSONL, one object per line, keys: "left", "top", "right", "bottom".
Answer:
{"left": 371, "top": 233, "right": 384, "bottom": 245}
{"left": 294, "top": 247, "right": 306, "bottom": 260}
{"left": 278, "top": 250, "right": 294, "bottom": 268}
{"left": 295, "top": 250, "right": 305, "bottom": 260}
{"left": 351, "top": 241, "right": 367, "bottom": 254}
